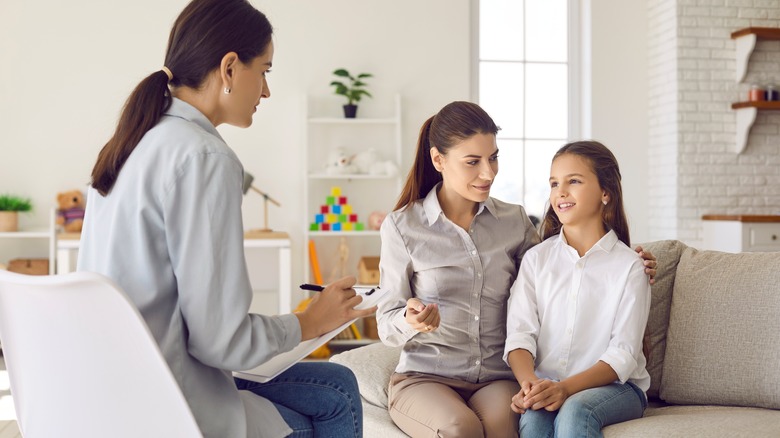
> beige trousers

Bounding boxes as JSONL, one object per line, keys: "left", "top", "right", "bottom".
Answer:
{"left": 388, "top": 372, "right": 520, "bottom": 438}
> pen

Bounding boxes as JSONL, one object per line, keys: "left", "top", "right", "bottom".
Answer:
{"left": 299, "top": 284, "right": 378, "bottom": 295}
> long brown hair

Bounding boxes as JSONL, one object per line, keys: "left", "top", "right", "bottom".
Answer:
{"left": 90, "top": 0, "right": 273, "bottom": 196}
{"left": 541, "top": 140, "right": 631, "bottom": 246}
{"left": 394, "top": 101, "right": 499, "bottom": 211}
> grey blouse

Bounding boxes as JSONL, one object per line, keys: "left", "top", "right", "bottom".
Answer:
{"left": 377, "top": 185, "right": 540, "bottom": 383}
{"left": 78, "top": 98, "right": 299, "bottom": 438}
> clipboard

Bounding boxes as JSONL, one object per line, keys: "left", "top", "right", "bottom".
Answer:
{"left": 233, "top": 286, "right": 385, "bottom": 383}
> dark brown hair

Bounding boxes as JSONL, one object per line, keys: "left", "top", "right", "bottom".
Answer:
{"left": 90, "top": 0, "right": 273, "bottom": 196}
{"left": 394, "top": 101, "right": 499, "bottom": 210}
{"left": 541, "top": 140, "right": 631, "bottom": 246}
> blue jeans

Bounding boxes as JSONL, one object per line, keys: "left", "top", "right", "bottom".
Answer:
{"left": 234, "top": 362, "right": 362, "bottom": 438}
{"left": 519, "top": 382, "right": 647, "bottom": 438}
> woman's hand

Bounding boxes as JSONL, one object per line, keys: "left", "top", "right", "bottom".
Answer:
{"left": 296, "top": 276, "right": 377, "bottom": 341}
{"left": 635, "top": 246, "right": 658, "bottom": 285}
{"left": 510, "top": 379, "right": 541, "bottom": 414}
{"left": 405, "top": 298, "right": 440, "bottom": 333}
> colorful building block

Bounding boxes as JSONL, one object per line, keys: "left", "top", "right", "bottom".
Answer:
{"left": 332, "top": 223, "right": 342, "bottom": 231}
{"left": 320, "top": 205, "right": 329, "bottom": 214}
{"left": 349, "top": 214, "right": 358, "bottom": 223}
{"left": 332, "top": 205, "right": 342, "bottom": 214}
{"left": 331, "top": 186, "right": 342, "bottom": 197}
{"left": 315, "top": 214, "right": 324, "bottom": 224}
{"left": 355, "top": 222, "right": 365, "bottom": 231}
{"left": 338, "top": 196, "right": 347, "bottom": 205}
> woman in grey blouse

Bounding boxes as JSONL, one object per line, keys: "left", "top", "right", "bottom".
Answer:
{"left": 78, "top": 1, "right": 374, "bottom": 437}
{"left": 377, "top": 101, "right": 656, "bottom": 437}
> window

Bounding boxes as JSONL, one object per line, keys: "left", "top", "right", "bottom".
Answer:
{"left": 476, "top": 0, "right": 578, "bottom": 219}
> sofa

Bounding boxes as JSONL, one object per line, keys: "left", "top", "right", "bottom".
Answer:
{"left": 330, "top": 240, "right": 780, "bottom": 437}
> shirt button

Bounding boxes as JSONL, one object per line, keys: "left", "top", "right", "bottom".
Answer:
{"left": 474, "top": 316, "right": 480, "bottom": 321}
{"left": 470, "top": 229, "right": 474, "bottom": 234}
{"left": 475, "top": 360, "right": 481, "bottom": 365}
{"left": 477, "top": 272, "right": 482, "bottom": 278}
{"left": 471, "top": 249, "right": 477, "bottom": 255}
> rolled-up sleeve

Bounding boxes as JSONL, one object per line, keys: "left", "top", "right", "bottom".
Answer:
{"left": 598, "top": 259, "right": 651, "bottom": 383}
{"left": 377, "top": 214, "right": 418, "bottom": 346}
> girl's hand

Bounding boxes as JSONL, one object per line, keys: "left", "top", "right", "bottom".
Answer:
{"left": 635, "top": 246, "right": 658, "bottom": 285}
{"left": 405, "top": 298, "right": 440, "bottom": 333}
{"left": 523, "top": 379, "right": 570, "bottom": 412}
{"left": 510, "top": 379, "right": 538, "bottom": 414}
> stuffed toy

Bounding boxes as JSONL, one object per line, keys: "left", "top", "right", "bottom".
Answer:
{"left": 325, "top": 147, "right": 358, "bottom": 175}
{"left": 56, "top": 190, "right": 86, "bottom": 233}
{"left": 368, "top": 211, "right": 387, "bottom": 231}
{"left": 352, "top": 148, "right": 399, "bottom": 176}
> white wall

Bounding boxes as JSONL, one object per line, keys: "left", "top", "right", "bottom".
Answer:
{"left": 0, "top": 0, "right": 471, "bottom": 293}
{"left": 588, "top": 1, "right": 650, "bottom": 244}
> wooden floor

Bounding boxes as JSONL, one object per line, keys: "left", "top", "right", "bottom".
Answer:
{"left": 0, "top": 356, "right": 21, "bottom": 438}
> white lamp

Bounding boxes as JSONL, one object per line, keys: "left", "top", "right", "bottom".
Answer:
{"left": 242, "top": 172, "right": 281, "bottom": 233}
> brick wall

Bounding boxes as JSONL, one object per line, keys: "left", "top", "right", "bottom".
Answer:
{"left": 647, "top": 0, "right": 780, "bottom": 246}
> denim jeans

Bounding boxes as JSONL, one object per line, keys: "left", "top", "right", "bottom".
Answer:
{"left": 234, "top": 361, "right": 362, "bottom": 438}
{"left": 519, "top": 382, "right": 647, "bottom": 438}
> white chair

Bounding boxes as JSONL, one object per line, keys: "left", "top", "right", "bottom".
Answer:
{"left": 0, "top": 270, "right": 202, "bottom": 438}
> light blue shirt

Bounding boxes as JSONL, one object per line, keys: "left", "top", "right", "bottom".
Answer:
{"left": 377, "top": 185, "right": 540, "bottom": 382}
{"left": 78, "top": 98, "right": 299, "bottom": 438}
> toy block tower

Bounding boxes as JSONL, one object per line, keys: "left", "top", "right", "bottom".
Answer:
{"left": 310, "top": 186, "right": 366, "bottom": 231}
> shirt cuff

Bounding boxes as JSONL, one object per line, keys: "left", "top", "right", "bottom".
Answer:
{"left": 392, "top": 311, "right": 418, "bottom": 340}
{"left": 598, "top": 347, "right": 638, "bottom": 383}
{"left": 278, "top": 313, "right": 302, "bottom": 352}
{"left": 503, "top": 333, "right": 537, "bottom": 365}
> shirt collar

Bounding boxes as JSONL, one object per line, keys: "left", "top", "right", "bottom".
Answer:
{"left": 164, "top": 98, "right": 225, "bottom": 142}
{"left": 422, "top": 183, "right": 497, "bottom": 226}
{"left": 556, "top": 228, "right": 619, "bottom": 256}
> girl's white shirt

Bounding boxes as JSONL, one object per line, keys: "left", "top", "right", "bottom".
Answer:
{"left": 504, "top": 229, "right": 651, "bottom": 393}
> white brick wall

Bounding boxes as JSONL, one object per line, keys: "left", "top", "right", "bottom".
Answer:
{"left": 647, "top": 0, "right": 780, "bottom": 246}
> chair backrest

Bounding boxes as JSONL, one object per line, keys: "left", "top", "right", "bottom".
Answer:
{"left": 0, "top": 270, "right": 202, "bottom": 438}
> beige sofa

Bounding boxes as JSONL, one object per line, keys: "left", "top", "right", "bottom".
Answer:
{"left": 331, "top": 240, "right": 780, "bottom": 437}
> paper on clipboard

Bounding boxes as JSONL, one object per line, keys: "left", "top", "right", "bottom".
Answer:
{"left": 233, "top": 286, "right": 385, "bottom": 383}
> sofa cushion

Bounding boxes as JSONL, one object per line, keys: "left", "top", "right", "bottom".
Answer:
{"left": 636, "top": 240, "right": 687, "bottom": 399}
{"left": 330, "top": 342, "right": 402, "bottom": 409}
{"left": 660, "top": 247, "right": 780, "bottom": 409}
{"left": 603, "top": 404, "right": 780, "bottom": 437}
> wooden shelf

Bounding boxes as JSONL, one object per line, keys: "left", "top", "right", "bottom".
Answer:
{"left": 731, "top": 27, "right": 780, "bottom": 83}
{"left": 730, "top": 27, "right": 780, "bottom": 154}
{"left": 731, "top": 101, "right": 780, "bottom": 110}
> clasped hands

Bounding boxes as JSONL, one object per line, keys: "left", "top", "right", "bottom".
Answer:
{"left": 511, "top": 378, "right": 570, "bottom": 414}
{"left": 405, "top": 298, "right": 440, "bottom": 333}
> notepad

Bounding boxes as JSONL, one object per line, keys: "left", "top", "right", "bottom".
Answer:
{"left": 233, "top": 286, "right": 385, "bottom": 383}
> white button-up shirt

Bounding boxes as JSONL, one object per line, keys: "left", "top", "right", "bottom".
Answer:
{"left": 504, "top": 230, "right": 651, "bottom": 393}
{"left": 378, "top": 185, "right": 540, "bottom": 382}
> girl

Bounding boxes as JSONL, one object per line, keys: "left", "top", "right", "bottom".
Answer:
{"left": 78, "top": 1, "right": 373, "bottom": 437}
{"left": 378, "top": 104, "right": 656, "bottom": 437}
{"left": 505, "top": 140, "right": 651, "bottom": 437}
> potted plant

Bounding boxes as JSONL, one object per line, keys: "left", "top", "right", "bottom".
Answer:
{"left": 330, "top": 69, "right": 373, "bottom": 118}
{"left": 0, "top": 195, "right": 32, "bottom": 232}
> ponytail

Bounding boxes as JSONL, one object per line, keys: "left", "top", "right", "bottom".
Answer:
{"left": 91, "top": 71, "right": 171, "bottom": 196}
{"left": 394, "top": 116, "right": 441, "bottom": 211}
{"left": 89, "top": 0, "right": 273, "bottom": 197}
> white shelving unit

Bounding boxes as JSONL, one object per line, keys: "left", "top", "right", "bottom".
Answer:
{"left": 0, "top": 209, "right": 56, "bottom": 275}
{"left": 303, "top": 94, "right": 402, "bottom": 284}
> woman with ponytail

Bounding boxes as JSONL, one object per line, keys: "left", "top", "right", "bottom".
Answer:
{"left": 376, "top": 102, "right": 657, "bottom": 437}
{"left": 78, "top": 1, "right": 372, "bottom": 437}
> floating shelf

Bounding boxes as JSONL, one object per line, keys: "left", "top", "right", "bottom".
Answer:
{"left": 730, "top": 28, "right": 780, "bottom": 153}
{"left": 731, "top": 101, "right": 780, "bottom": 154}
{"left": 731, "top": 27, "right": 780, "bottom": 83}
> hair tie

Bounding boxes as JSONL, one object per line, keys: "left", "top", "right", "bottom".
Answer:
{"left": 161, "top": 66, "right": 173, "bottom": 81}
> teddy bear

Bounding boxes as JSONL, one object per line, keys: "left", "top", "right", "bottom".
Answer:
{"left": 56, "top": 190, "right": 86, "bottom": 233}
{"left": 325, "top": 147, "right": 359, "bottom": 175}
{"left": 351, "top": 148, "right": 399, "bottom": 176}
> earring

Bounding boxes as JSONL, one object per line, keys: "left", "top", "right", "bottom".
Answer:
{"left": 223, "top": 87, "right": 231, "bottom": 94}
{"left": 603, "top": 199, "right": 608, "bottom": 205}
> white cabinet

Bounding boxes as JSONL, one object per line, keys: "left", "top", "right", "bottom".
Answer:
{"left": 0, "top": 209, "right": 56, "bottom": 274}
{"left": 303, "top": 94, "right": 402, "bottom": 283}
{"left": 702, "top": 215, "right": 780, "bottom": 252}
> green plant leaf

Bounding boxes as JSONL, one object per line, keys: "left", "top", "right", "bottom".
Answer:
{"left": 0, "top": 195, "right": 33, "bottom": 212}
{"left": 333, "top": 69, "right": 350, "bottom": 77}
{"left": 357, "top": 73, "right": 373, "bottom": 79}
